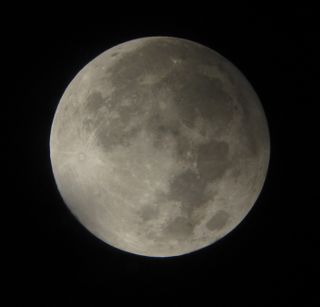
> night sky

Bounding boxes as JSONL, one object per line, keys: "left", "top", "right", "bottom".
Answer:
{"left": 8, "top": 7, "right": 318, "bottom": 306}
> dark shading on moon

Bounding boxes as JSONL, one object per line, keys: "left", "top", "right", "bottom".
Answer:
{"left": 50, "top": 37, "right": 270, "bottom": 257}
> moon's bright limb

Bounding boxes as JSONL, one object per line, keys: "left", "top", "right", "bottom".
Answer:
{"left": 50, "top": 37, "right": 270, "bottom": 257}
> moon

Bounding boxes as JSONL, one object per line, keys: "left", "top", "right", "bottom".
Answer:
{"left": 50, "top": 37, "right": 270, "bottom": 257}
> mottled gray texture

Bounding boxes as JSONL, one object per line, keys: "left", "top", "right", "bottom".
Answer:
{"left": 50, "top": 37, "right": 270, "bottom": 257}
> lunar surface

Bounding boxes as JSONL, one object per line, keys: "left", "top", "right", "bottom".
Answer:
{"left": 50, "top": 37, "right": 270, "bottom": 257}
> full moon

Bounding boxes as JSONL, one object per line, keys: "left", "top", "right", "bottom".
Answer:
{"left": 50, "top": 37, "right": 270, "bottom": 257}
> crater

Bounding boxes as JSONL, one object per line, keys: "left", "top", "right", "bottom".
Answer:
{"left": 86, "top": 91, "right": 105, "bottom": 113}
{"left": 82, "top": 118, "right": 95, "bottom": 132}
{"left": 82, "top": 91, "right": 109, "bottom": 135}
{"left": 79, "top": 152, "right": 85, "bottom": 161}
{"left": 235, "top": 80, "right": 269, "bottom": 159}
{"left": 206, "top": 210, "right": 229, "bottom": 231}
{"left": 162, "top": 216, "right": 194, "bottom": 239}
{"left": 168, "top": 169, "right": 210, "bottom": 217}
{"left": 95, "top": 123, "right": 141, "bottom": 151}
{"left": 159, "top": 70, "right": 234, "bottom": 129}
{"left": 107, "top": 40, "right": 177, "bottom": 91}
{"left": 175, "top": 135, "right": 194, "bottom": 160}
{"left": 139, "top": 206, "right": 159, "bottom": 221}
{"left": 217, "top": 60, "right": 237, "bottom": 85}
{"left": 93, "top": 89, "right": 150, "bottom": 152}
{"left": 147, "top": 113, "right": 181, "bottom": 150}
{"left": 197, "top": 140, "right": 230, "bottom": 181}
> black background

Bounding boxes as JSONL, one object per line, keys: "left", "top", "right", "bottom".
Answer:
{"left": 7, "top": 6, "right": 318, "bottom": 307}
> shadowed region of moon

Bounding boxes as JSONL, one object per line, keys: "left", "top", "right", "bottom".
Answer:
{"left": 50, "top": 37, "right": 270, "bottom": 257}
